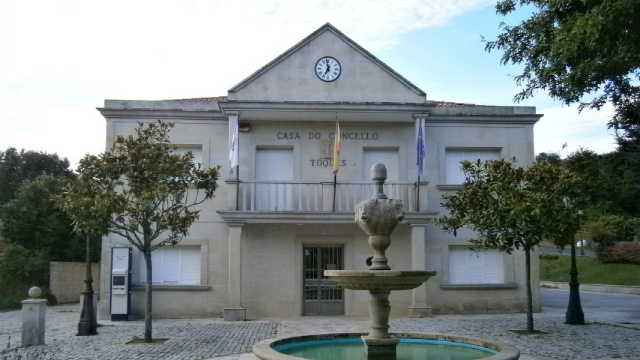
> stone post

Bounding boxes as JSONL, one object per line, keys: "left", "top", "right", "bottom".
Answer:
{"left": 22, "top": 287, "right": 47, "bottom": 346}
{"left": 224, "top": 220, "right": 246, "bottom": 321}
{"left": 409, "top": 224, "right": 431, "bottom": 317}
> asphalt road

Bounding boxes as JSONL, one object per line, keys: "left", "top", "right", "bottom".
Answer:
{"left": 541, "top": 288, "right": 640, "bottom": 328}
{"left": 538, "top": 244, "right": 595, "bottom": 256}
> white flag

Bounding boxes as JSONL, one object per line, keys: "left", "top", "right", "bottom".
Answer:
{"left": 229, "top": 120, "right": 239, "bottom": 174}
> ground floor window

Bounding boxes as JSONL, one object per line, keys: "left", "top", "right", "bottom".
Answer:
{"left": 139, "top": 245, "right": 201, "bottom": 285}
{"left": 448, "top": 246, "right": 504, "bottom": 284}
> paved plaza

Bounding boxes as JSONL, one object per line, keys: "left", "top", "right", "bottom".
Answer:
{"left": 1, "top": 289, "right": 639, "bottom": 360}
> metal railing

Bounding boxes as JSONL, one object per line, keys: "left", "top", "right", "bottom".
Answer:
{"left": 235, "top": 181, "right": 423, "bottom": 212}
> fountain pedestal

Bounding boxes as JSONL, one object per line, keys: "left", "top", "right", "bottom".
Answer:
{"left": 362, "top": 290, "right": 399, "bottom": 358}
{"left": 325, "top": 163, "right": 437, "bottom": 359}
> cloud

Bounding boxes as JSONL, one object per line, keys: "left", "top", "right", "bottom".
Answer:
{"left": 0, "top": 0, "right": 499, "bottom": 166}
{"left": 535, "top": 104, "right": 617, "bottom": 156}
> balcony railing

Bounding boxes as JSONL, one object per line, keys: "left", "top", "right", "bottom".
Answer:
{"left": 235, "top": 181, "right": 424, "bottom": 212}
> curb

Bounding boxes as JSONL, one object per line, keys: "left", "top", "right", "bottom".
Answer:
{"left": 541, "top": 281, "right": 640, "bottom": 295}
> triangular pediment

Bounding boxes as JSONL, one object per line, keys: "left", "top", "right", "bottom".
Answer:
{"left": 228, "top": 23, "right": 426, "bottom": 103}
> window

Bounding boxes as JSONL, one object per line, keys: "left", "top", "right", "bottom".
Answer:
{"left": 363, "top": 148, "right": 398, "bottom": 181}
{"left": 445, "top": 149, "right": 499, "bottom": 184}
{"left": 139, "top": 246, "right": 201, "bottom": 285}
{"left": 255, "top": 148, "right": 293, "bottom": 210}
{"left": 448, "top": 246, "right": 504, "bottom": 284}
{"left": 173, "top": 145, "right": 203, "bottom": 165}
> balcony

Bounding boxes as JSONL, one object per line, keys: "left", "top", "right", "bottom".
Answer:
{"left": 218, "top": 181, "right": 436, "bottom": 224}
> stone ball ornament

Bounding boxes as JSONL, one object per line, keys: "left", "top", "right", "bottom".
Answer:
{"left": 28, "top": 286, "right": 42, "bottom": 299}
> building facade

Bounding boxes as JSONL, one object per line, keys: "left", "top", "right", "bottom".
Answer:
{"left": 97, "top": 24, "right": 542, "bottom": 320}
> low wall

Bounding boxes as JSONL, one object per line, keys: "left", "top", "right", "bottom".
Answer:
{"left": 541, "top": 281, "right": 640, "bottom": 295}
{"left": 50, "top": 262, "right": 100, "bottom": 304}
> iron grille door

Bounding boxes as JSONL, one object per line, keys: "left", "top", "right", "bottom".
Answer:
{"left": 303, "top": 245, "right": 344, "bottom": 315}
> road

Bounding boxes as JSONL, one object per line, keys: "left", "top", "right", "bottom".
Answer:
{"left": 538, "top": 244, "right": 595, "bottom": 256}
{"left": 541, "top": 287, "right": 640, "bottom": 328}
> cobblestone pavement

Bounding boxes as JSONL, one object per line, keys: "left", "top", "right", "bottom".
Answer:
{"left": 391, "top": 315, "right": 640, "bottom": 360}
{"left": 1, "top": 305, "right": 277, "bottom": 360}
{"left": 2, "top": 290, "right": 640, "bottom": 360}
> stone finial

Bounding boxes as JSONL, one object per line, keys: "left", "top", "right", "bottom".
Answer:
{"left": 28, "top": 287, "right": 42, "bottom": 299}
{"left": 371, "top": 164, "right": 387, "bottom": 199}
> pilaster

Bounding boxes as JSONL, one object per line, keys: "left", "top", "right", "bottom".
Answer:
{"left": 408, "top": 223, "right": 431, "bottom": 317}
{"left": 224, "top": 220, "right": 246, "bottom": 321}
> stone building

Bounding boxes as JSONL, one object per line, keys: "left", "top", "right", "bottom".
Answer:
{"left": 96, "top": 23, "right": 542, "bottom": 320}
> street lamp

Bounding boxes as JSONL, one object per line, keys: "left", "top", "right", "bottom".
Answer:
{"left": 78, "top": 236, "right": 97, "bottom": 335}
{"left": 566, "top": 210, "right": 585, "bottom": 325}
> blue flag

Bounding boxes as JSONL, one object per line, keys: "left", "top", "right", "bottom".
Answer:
{"left": 417, "top": 118, "right": 425, "bottom": 176}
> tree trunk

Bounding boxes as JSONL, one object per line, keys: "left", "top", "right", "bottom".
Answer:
{"left": 144, "top": 247, "right": 153, "bottom": 342}
{"left": 525, "top": 247, "right": 534, "bottom": 332}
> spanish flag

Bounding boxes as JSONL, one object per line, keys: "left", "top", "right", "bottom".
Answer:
{"left": 333, "top": 119, "right": 341, "bottom": 175}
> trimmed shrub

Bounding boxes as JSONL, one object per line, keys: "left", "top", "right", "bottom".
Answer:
{"left": 597, "top": 242, "right": 640, "bottom": 264}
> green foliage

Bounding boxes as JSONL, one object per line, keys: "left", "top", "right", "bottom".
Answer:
{"left": 0, "top": 175, "right": 97, "bottom": 263}
{"left": 563, "top": 148, "right": 640, "bottom": 218}
{"left": 55, "top": 121, "right": 221, "bottom": 247}
{"left": 540, "top": 253, "right": 640, "bottom": 286}
{"left": 0, "top": 297, "right": 22, "bottom": 312}
{"left": 436, "top": 158, "right": 584, "bottom": 332}
{"left": 437, "top": 159, "right": 584, "bottom": 253}
{"left": 0, "top": 147, "right": 75, "bottom": 205}
{"left": 0, "top": 244, "right": 49, "bottom": 287}
{"left": 535, "top": 152, "right": 562, "bottom": 165}
{"left": 54, "top": 120, "right": 221, "bottom": 342}
{"left": 486, "top": 0, "right": 640, "bottom": 145}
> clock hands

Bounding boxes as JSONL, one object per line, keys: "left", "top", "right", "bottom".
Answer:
{"left": 325, "top": 63, "right": 331, "bottom": 74}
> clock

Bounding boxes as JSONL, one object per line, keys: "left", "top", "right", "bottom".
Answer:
{"left": 315, "top": 56, "right": 341, "bottom": 82}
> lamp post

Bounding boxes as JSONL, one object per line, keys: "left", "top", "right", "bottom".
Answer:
{"left": 566, "top": 210, "right": 585, "bottom": 325}
{"left": 78, "top": 236, "right": 97, "bottom": 335}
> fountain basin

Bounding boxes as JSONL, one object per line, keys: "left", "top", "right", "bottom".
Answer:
{"left": 324, "top": 270, "right": 436, "bottom": 291}
{"left": 253, "top": 332, "right": 520, "bottom": 360}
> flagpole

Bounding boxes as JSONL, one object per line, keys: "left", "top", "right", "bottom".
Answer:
{"left": 416, "top": 116, "right": 425, "bottom": 212}
{"left": 236, "top": 128, "right": 240, "bottom": 211}
{"left": 332, "top": 113, "right": 340, "bottom": 212}
{"left": 416, "top": 174, "right": 420, "bottom": 212}
{"left": 332, "top": 174, "right": 337, "bottom": 212}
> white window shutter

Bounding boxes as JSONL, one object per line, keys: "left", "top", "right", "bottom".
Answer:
{"left": 448, "top": 246, "right": 505, "bottom": 284}
{"left": 445, "top": 149, "right": 500, "bottom": 184}
{"left": 484, "top": 249, "right": 505, "bottom": 283}
{"left": 181, "top": 246, "right": 201, "bottom": 285}
{"left": 139, "top": 246, "right": 201, "bottom": 285}
{"left": 162, "top": 248, "right": 181, "bottom": 284}
{"left": 256, "top": 149, "right": 294, "bottom": 210}
{"left": 256, "top": 149, "right": 293, "bottom": 181}
{"left": 448, "top": 247, "right": 467, "bottom": 284}
{"left": 363, "top": 149, "right": 398, "bottom": 181}
{"left": 173, "top": 146, "right": 203, "bottom": 165}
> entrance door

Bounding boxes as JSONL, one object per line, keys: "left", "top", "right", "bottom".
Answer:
{"left": 303, "top": 245, "right": 344, "bottom": 315}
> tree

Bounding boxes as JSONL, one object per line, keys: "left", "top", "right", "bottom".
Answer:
{"left": 436, "top": 158, "right": 583, "bottom": 332}
{"left": 55, "top": 121, "right": 221, "bottom": 342}
{"left": 535, "top": 152, "right": 562, "bottom": 165}
{"left": 0, "top": 147, "right": 75, "bottom": 205}
{"left": 485, "top": 0, "right": 640, "bottom": 144}
{"left": 0, "top": 175, "right": 97, "bottom": 263}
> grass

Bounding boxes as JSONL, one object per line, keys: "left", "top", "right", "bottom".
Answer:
{"left": 540, "top": 254, "right": 640, "bottom": 286}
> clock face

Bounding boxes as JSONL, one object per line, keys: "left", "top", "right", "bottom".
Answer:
{"left": 315, "top": 57, "right": 341, "bottom": 82}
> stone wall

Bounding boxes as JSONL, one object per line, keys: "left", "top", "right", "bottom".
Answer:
{"left": 50, "top": 262, "right": 100, "bottom": 304}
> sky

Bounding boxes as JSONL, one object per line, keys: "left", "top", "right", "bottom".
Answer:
{"left": 0, "top": 0, "right": 617, "bottom": 168}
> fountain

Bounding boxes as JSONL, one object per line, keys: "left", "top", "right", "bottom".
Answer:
{"left": 253, "top": 164, "right": 520, "bottom": 360}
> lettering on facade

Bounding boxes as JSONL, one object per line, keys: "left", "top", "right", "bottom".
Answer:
{"left": 276, "top": 132, "right": 379, "bottom": 140}
{"left": 277, "top": 132, "right": 302, "bottom": 139}
{"left": 310, "top": 159, "right": 347, "bottom": 168}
